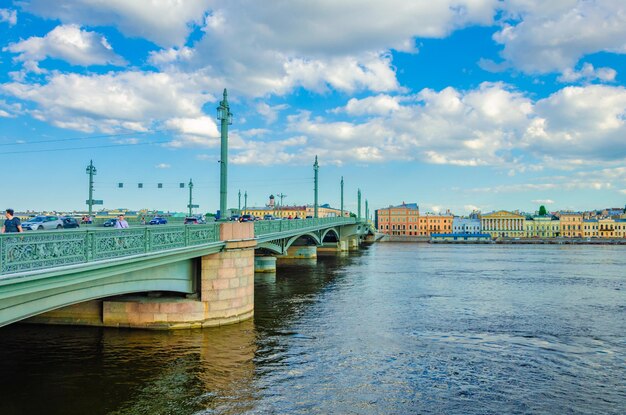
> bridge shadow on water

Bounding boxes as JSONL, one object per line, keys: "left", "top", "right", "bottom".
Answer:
{"left": 0, "top": 247, "right": 370, "bottom": 415}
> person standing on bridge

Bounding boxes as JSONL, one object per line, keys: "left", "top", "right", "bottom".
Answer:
{"left": 114, "top": 214, "right": 129, "bottom": 229}
{"left": 2, "top": 208, "right": 23, "bottom": 233}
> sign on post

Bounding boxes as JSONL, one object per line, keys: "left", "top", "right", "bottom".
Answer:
{"left": 86, "top": 199, "right": 104, "bottom": 205}
{"left": 187, "top": 204, "right": 199, "bottom": 208}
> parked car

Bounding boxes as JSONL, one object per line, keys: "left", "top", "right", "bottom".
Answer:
{"left": 229, "top": 214, "right": 241, "bottom": 222}
{"left": 263, "top": 214, "right": 274, "bottom": 221}
{"left": 61, "top": 217, "right": 80, "bottom": 229}
{"left": 149, "top": 217, "right": 168, "bottom": 225}
{"left": 102, "top": 218, "right": 117, "bottom": 227}
{"left": 22, "top": 215, "right": 64, "bottom": 231}
{"left": 184, "top": 216, "right": 206, "bottom": 225}
{"left": 240, "top": 214, "right": 255, "bottom": 222}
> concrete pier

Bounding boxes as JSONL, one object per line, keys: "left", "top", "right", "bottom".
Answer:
{"left": 255, "top": 256, "right": 277, "bottom": 273}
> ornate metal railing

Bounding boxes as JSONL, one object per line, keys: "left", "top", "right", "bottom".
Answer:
{"left": 0, "top": 224, "right": 221, "bottom": 275}
{"left": 254, "top": 217, "right": 356, "bottom": 237}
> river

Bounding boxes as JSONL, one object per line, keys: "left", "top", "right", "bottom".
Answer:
{"left": 0, "top": 243, "right": 624, "bottom": 414}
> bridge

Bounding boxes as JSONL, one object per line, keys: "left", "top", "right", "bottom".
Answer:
{"left": 0, "top": 218, "right": 374, "bottom": 329}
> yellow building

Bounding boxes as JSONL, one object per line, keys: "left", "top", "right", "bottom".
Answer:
{"left": 559, "top": 212, "right": 583, "bottom": 237}
{"left": 481, "top": 210, "right": 525, "bottom": 238}
{"left": 242, "top": 199, "right": 346, "bottom": 219}
{"left": 588, "top": 218, "right": 626, "bottom": 238}
{"left": 525, "top": 216, "right": 560, "bottom": 238}
{"left": 583, "top": 219, "right": 599, "bottom": 238}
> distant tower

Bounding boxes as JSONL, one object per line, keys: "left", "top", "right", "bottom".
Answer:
{"left": 269, "top": 194, "right": 275, "bottom": 208}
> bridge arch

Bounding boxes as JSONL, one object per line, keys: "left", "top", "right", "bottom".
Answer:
{"left": 285, "top": 232, "right": 321, "bottom": 251}
{"left": 321, "top": 228, "right": 340, "bottom": 243}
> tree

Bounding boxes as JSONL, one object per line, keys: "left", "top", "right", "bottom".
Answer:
{"left": 538, "top": 205, "right": 547, "bottom": 216}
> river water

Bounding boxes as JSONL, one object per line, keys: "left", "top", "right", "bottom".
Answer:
{"left": 0, "top": 243, "right": 624, "bottom": 414}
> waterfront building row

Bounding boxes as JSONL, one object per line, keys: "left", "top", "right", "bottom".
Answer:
{"left": 375, "top": 203, "right": 453, "bottom": 236}
{"left": 375, "top": 204, "right": 626, "bottom": 239}
{"left": 242, "top": 195, "right": 348, "bottom": 219}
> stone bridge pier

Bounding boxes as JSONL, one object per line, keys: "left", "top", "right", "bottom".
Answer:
{"left": 26, "top": 223, "right": 257, "bottom": 329}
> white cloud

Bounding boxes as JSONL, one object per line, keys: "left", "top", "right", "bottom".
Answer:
{"left": 5, "top": 24, "right": 126, "bottom": 68}
{"left": 164, "top": 116, "right": 221, "bottom": 148}
{"left": 1, "top": 71, "right": 212, "bottom": 132}
{"left": 492, "top": 1, "right": 626, "bottom": 75}
{"left": 231, "top": 82, "right": 533, "bottom": 166}
{"left": 523, "top": 85, "right": 626, "bottom": 162}
{"left": 0, "top": 8, "right": 17, "bottom": 25}
{"left": 155, "top": 163, "right": 171, "bottom": 169}
{"left": 20, "top": 0, "right": 212, "bottom": 47}
{"left": 256, "top": 102, "right": 288, "bottom": 124}
{"left": 557, "top": 63, "right": 617, "bottom": 83}
{"left": 532, "top": 199, "right": 555, "bottom": 205}
{"left": 335, "top": 94, "right": 401, "bottom": 116}
{"left": 145, "top": 1, "right": 498, "bottom": 97}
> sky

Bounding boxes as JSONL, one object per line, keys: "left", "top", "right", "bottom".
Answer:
{"left": 0, "top": 0, "right": 625, "bottom": 216}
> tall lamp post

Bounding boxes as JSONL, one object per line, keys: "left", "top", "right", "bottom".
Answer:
{"left": 86, "top": 160, "right": 96, "bottom": 218}
{"left": 238, "top": 189, "right": 241, "bottom": 212}
{"left": 217, "top": 89, "right": 233, "bottom": 220}
{"left": 313, "top": 156, "right": 319, "bottom": 218}
{"left": 365, "top": 199, "right": 369, "bottom": 223}
{"left": 340, "top": 176, "right": 344, "bottom": 218}
{"left": 188, "top": 179, "right": 194, "bottom": 217}
{"left": 357, "top": 189, "right": 361, "bottom": 222}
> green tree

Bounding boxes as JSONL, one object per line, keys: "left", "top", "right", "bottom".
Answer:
{"left": 538, "top": 205, "right": 547, "bottom": 216}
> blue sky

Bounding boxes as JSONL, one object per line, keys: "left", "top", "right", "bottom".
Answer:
{"left": 1, "top": 1, "right": 625, "bottom": 215}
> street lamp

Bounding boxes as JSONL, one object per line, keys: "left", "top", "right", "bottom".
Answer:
{"left": 217, "top": 88, "right": 233, "bottom": 221}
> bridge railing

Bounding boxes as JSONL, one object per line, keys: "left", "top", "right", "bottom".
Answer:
{"left": 0, "top": 224, "right": 222, "bottom": 276}
{"left": 254, "top": 217, "right": 356, "bottom": 237}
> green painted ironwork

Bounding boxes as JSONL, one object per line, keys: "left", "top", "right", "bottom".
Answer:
{"left": 0, "top": 224, "right": 221, "bottom": 275}
{"left": 254, "top": 217, "right": 355, "bottom": 238}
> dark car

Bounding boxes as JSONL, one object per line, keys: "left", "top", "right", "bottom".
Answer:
{"left": 184, "top": 217, "right": 205, "bottom": 225}
{"left": 62, "top": 217, "right": 80, "bottom": 228}
{"left": 240, "top": 214, "right": 255, "bottom": 222}
{"left": 229, "top": 214, "right": 241, "bottom": 222}
{"left": 149, "top": 217, "right": 168, "bottom": 225}
{"left": 103, "top": 218, "right": 117, "bottom": 227}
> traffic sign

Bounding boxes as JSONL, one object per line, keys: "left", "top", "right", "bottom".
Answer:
{"left": 86, "top": 199, "right": 104, "bottom": 205}
{"left": 187, "top": 204, "right": 199, "bottom": 208}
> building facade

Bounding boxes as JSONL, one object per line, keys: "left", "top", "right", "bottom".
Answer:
{"left": 417, "top": 214, "right": 453, "bottom": 236}
{"left": 481, "top": 210, "right": 525, "bottom": 238}
{"left": 525, "top": 216, "right": 560, "bottom": 238}
{"left": 376, "top": 203, "right": 420, "bottom": 236}
{"left": 452, "top": 217, "right": 482, "bottom": 234}
{"left": 559, "top": 212, "right": 583, "bottom": 237}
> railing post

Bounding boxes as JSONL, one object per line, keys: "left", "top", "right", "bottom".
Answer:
{"left": 86, "top": 230, "right": 94, "bottom": 262}
{"left": 145, "top": 227, "right": 151, "bottom": 253}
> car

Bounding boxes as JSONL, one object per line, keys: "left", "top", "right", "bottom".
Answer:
{"left": 102, "top": 218, "right": 118, "bottom": 227}
{"left": 229, "top": 214, "right": 241, "bottom": 222}
{"left": 263, "top": 214, "right": 274, "bottom": 221}
{"left": 61, "top": 217, "right": 80, "bottom": 229}
{"left": 305, "top": 215, "right": 313, "bottom": 219}
{"left": 240, "top": 214, "right": 255, "bottom": 222}
{"left": 184, "top": 216, "right": 206, "bottom": 225}
{"left": 22, "top": 215, "right": 64, "bottom": 231}
{"left": 149, "top": 217, "right": 168, "bottom": 225}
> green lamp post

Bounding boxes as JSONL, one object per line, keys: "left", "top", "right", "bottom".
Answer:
{"left": 217, "top": 89, "right": 233, "bottom": 220}
{"left": 313, "top": 156, "right": 319, "bottom": 218}
{"left": 86, "top": 160, "right": 96, "bottom": 218}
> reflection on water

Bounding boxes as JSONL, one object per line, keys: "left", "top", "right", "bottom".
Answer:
{"left": 1, "top": 244, "right": 625, "bottom": 414}
{"left": 0, "top": 321, "right": 257, "bottom": 415}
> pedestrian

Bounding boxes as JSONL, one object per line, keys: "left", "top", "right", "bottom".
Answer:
{"left": 114, "top": 214, "right": 129, "bottom": 229}
{"left": 2, "top": 208, "right": 23, "bottom": 233}
{"left": 140, "top": 216, "right": 146, "bottom": 225}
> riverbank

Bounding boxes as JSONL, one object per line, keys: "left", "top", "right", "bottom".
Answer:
{"left": 379, "top": 234, "right": 626, "bottom": 245}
